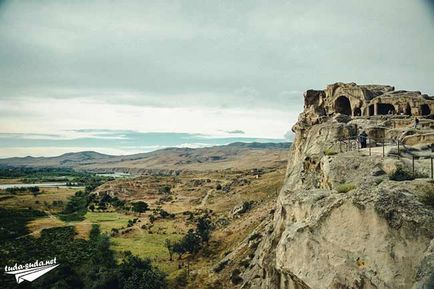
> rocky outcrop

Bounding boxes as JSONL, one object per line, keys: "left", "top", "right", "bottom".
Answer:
{"left": 239, "top": 83, "right": 434, "bottom": 289}
{"left": 303, "top": 82, "right": 433, "bottom": 118}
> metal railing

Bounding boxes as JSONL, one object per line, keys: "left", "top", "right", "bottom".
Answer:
{"left": 334, "top": 136, "right": 434, "bottom": 179}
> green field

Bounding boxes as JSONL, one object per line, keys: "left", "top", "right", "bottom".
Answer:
{"left": 83, "top": 211, "right": 184, "bottom": 274}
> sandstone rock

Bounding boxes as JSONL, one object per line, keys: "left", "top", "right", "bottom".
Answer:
{"left": 371, "top": 166, "right": 386, "bottom": 176}
{"left": 240, "top": 83, "right": 434, "bottom": 289}
{"left": 333, "top": 113, "right": 352, "bottom": 123}
{"left": 232, "top": 201, "right": 254, "bottom": 217}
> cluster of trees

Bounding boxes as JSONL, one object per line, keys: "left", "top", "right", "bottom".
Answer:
{"left": 165, "top": 215, "right": 213, "bottom": 261}
{"left": 61, "top": 191, "right": 126, "bottom": 221}
{"left": 0, "top": 208, "right": 46, "bottom": 241}
{"left": 149, "top": 208, "right": 175, "bottom": 223}
{"left": 61, "top": 190, "right": 152, "bottom": 222}
{"left": 0, "top": 215, "right": 167, "bottom": 289}
{"left": 5, "top": 186, "right": 40, "bottom": 195}
{"left": 58, "top": 190, "right": 95, "bottom": 222}
{"left": 131, "top": 201, "right": 148, "bottom": 213}
{"left": 0, "top": 167, "right": 84, "bottom": 180}
{"left": 0, "top": 168, "right": 115, "bottom": 187}
{"left": 92, "top": 193, "right": 126, "bottom": 211}
{"left": 76, "top": 175, "right": 114, "bottom": 193}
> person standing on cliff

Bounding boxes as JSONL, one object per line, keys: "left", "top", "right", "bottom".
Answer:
{"left": 359, "top": 130, "right": 368, "bottom": 148}
{"left": 414, "top": 117, "right": 419, "bottom": 129}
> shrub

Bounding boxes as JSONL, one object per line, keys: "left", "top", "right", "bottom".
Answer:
{"left": 131, "top": 201, "right": 149, "bottom": 213}
{"left": 159, "top": 185, "right": 171, "bottom": 194}
{"left": 230, "top": 269, "right": 243, "bottom": 285}
{"left": 111, "top": 197, "right": 126, "bottom": 208}
{"left": 323, "top": 147, "right": 338, "bottom": 156}
{"left": 419, "top": 186, "right": 434, "bottom": 208}
{"left": 149, "top": 215, "right": 156, "bottom": 223}
{"left": 213, "top": 259, "right": 229, "bottom": 273}
{"left": 238, "top": 201, "right": 254, "bottom": 214}
{"left": 388, "top": 166, "right": 414, "bottom": 181}
{"left": 335, "top": 183, "right": 356, "bottom": 194}
{"left": 111, "top": 228, "right": 119, "bottom": 236}
{"left": 375, "top": 178, "right": 384, "bottom": 185}
{"left": 159, "top": 209, "right": 175, "bottom": 219}
{"left": 171, "top": 270, "right": 188, "bottom": 289}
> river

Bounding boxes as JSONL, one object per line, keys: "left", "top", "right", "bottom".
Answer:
{"left": 0, "top": 183, "right": 83, "bottom": 189}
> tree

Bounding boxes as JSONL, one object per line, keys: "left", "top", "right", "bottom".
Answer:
{"left": 119, "top": 252, "right": 167, "bottom": 289}
{"left": 196, "top": 216, "right": 212, "bottom": 244}
{"left": 165, "top": 239, "right": 174, "bottom": 261}
{"left": 131, "top": 201, "right": 149, "bottom": 213}
{"left": 182, "top": 229, "right": 201, "bottom": 256}
{"left": 159, "top": 209, "right": 175, "bottom": 219}
{"left": 30, "top": 186, "right": 41, "bottom": 197}
{"left": 172, "top": 241, "right": 186, "bottom": 260}
{"left": 159, "top": 185, "right": 171, "bottom": 194}
{"left": 111, "top": 197, "right": 125, "bottom": 208}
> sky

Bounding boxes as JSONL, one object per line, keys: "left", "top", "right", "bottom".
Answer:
{"left": 0, "top": 0, "right": 433, "bottom": 157}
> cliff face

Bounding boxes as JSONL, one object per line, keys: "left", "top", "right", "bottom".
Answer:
{"left": 240, "top": 83, "right": 434, "bottom": 289}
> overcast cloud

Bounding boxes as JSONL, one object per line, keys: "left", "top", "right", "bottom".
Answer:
{"left": 0, "top": 0, "right": 433, "bottom": 157}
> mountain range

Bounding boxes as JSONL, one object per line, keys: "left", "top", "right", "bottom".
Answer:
{"left": 0, "top": 142, "right": 290, "bottom": 172}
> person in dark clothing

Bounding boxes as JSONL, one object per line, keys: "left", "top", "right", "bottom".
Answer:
{"left": 414, "top": 117, "right": 419, "bottom": 129}
{"left": 359, "top": 130, "right": 368, "bottom": 148}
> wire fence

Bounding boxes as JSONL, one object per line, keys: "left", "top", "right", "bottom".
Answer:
{"left": 335, "top": 136, "right": 434, "bottom": 179}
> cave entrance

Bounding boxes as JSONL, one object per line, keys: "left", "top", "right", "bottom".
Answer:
{"left": 335, "top": 96, "right": 352, "bottom": 115}
{"left": 376, "top": 103, "right": 395, "bottom": 115}
{"left": 368, "top": 104, "right": 375, "bottom": 116}
{"left": 421, "top": 104, "right": 431, "bottom": 116}
{"left": 405, "top": 104, "right": 412, "bottom": 116}
{"left": 353, "top": 107, "right": 362, "bottom": 116}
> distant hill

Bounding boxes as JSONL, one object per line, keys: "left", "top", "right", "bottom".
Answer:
{"left": 0, "top": 142, "right": 290, "bottom": 172}
{"left": 0, "top": 151, "right": 113, "bottom": 168}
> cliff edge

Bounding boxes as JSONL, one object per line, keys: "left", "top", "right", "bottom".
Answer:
{"left": 239, "top": 83, "right": 434, "bottom": 289}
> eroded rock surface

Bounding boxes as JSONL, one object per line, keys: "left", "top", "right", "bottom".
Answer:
{"left": 239, "top": 83, "right": 434, "bottom": 289}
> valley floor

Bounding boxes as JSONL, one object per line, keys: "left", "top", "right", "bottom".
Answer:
{"left": 0, "top": 165, "right": 286, "bottom": 288}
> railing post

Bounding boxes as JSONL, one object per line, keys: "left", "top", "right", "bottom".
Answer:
{"left": 382, "top": 141, "right": 385, "bottom": 157}
{"left": 397, "top": 141, "right": 400, "bottom": 159}
{"left": 368, "top": 138, "right": 371, "bottom": 156}
{"left": 412, "top": 155, "right": 415, "bottom": 176}
{"left": 431, "top": 156, "right": 433, "bottom": 179}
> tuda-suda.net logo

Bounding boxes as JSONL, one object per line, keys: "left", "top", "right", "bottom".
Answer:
{"left": 4, "top": 257, "right": 59, "bottom": 284}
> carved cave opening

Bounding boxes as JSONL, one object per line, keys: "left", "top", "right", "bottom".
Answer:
{"left": 376, "top": 103, "right": 395, "bottom": 115}
{"left": 335, "top": 96, "right": 352, "bottom": 116}
{"left": 368, "top": 104, "right": 375, "bottom": 116}
{"left": 421, "top": 104, "right": 431, "bottom": 116}
{"left": 353, "top": 107, "right": 362, "bottom": 116}
{"left": 405, "top": 104, "right": 412, "bottom": 116}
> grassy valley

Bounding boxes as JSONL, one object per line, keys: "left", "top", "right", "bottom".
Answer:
{"left": 0, "top": 143, "right": 288, "bottom": 289}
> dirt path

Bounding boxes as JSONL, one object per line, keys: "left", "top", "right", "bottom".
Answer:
{"left": 200, "top": 189, "right": 213, "bottom": 207}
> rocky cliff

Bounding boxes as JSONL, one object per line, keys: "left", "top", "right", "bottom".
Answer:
{"left": 239, "top": 83, "right": 434, "bottom": 289}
